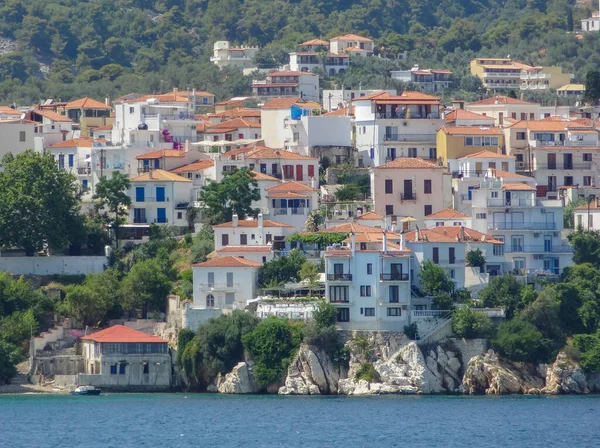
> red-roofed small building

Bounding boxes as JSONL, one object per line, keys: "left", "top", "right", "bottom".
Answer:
{"left": 213, "top": 213, "right": 294, "bottom": 251}
{"left": 79, "top": 325, "right": 171, "bottom": 391}
{"left": 391, "top": 65, "right": 453, "bottom": 93}
{"left": 65, "top": 97, "right": 113, "bottom": 136}
{"left": 425, "top": 208, "right": 472, "bottom": 229}
{"left": 264, "top": 181, "right": 320, "bottom": 231}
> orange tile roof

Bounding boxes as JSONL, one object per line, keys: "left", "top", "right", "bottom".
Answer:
{"left": 31, "top": 109, "right": 72, "bottom": 123}
{"left": 502, "top": 182, "right": 536, "bottom": 191}
{"left": 214, "top": 219, "right": 293, "bottom": 228}
{"left": 266, "top": 181, "right": 317, "bottom": 192}
{"left": 356, "top": 211, "right": 383, "bottom": 220}
{"left": 330, "top": 33, "right": 373, "bottom": 42}
{"left": 404, "top": 229, "right": 457, "bottom": 243}
{"left": 267, "top": 191, "right": 310, "bottom": 198}
{"left": 445, "top": 109, "right": 494, "bottom": 123}
{"left": 490, "top": 168, "right": 531, "bottom": 179}
{"left": 429, "top": 226, "right": 504, "bottom": 244}
{"left": 136, "top": 149, "right": 186, "bottom": 160}
{"left": 343, "top": 232, "right": 400, "bottom": 243}
{"left": 205, "top": 118, "right": 261, "bottom": 133}
{"left": 47, "top": 138, "right": 93, "bottom": 148}
{"left": 468, "top": 96, "right": 536, "bottom": 106}
{"left": 121, "top": 93, "right": 192, "bottom": 103}
{"left": 193, "top": 255, "right": 263, "bottom": 268}
{"left": 251, "top": 171, "right": 280, "bottom": 181}
{"left": 298, "top": 39, "right": 329, "bottom": 46}
{"left": 216, "top": 246, "right": 272, "bottom": 253}
{"left": 441, "top": 126, "right": 504, "bottom": 136}
{"left": 131, "top": 169, "right": 192, "bottom": 182}
{"left": 575, "top": 200, "right": 600, "bottom": 210}
{"left": 212, "top": 108, "right": 261, "bottom": 118}
{"left": 351, "top": 91, "right": 390, "bottom": 101}
{"left": 324, "top": 106, "right": 354, "bottom": 116}
{"left": 170, "top": 159, "right": 215, "bottom": 173}
{"left": 92, "top": 124, "right": 113, "bottom": 131}
{"left": 458, "top": 150, "right": 513, "bottom": 159}
{"left": 425, "top": 208, "right": 471, "bottom": 219}
{"left": 0, "top": 106, "right": 22, "bottom": 116}
{"left": 246, "top": 146, "right": 318, "bottom": 160}
{"left": 318, "top": 223, "right": 381, "bottom": 233}
{"left": 65, "top": 97, "right": 112, "bottom": 110}
{"left": 261, "top": 98, "right": 321, "bottom": 110}
{"left": 375, "top": 157, "right": 441, "bottom": 169}
{"left": 215, "top": 98, "right": 248, "bottom": 107}
{"left": 346, "top": 47, "right": 368, "bottom": 52}
{"left": 267, "top": 70, "right": 317, "bottom": 77}
{"left": 81, "top": 325, "right": 167, "bottom": 343}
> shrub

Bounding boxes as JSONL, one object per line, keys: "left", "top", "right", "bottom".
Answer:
{"left": 404, "top": 322, "right": 419, "bottom": 340}
{"left": 571, "top": 332, "right": 600, "bottom": 373}
{"left": 452, "top": 308, "right": 492, "bottom": 339}
{"left": 466, "top": 248, "right": 486, "bottom": 269}
{"left": 177, "top": 328, "right": 195, "bottom": 367}
{"left": 355, "top": 362, "right": 380, "bottom": 383}
{"left": 492, "top": 318, "right": 553, "bottom": 364}
{"left": 0, "top": 341, "right": 23, "bottom": 384}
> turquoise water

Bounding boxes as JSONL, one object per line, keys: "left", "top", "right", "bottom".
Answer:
{"left": 0, "top": 394, "right": 599, "bottom": 447}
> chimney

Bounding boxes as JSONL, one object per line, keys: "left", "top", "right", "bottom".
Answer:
{"left": 460, "top": 226, "right": 465, "bottom": 241}
{"left": 310, "top": 176, "right": 316, "bottom": 188}
{"left": 351, "top": 232, "right": 356, "bottom": 256}
{"left": 258, "top": 213, "right": 264, "bottom": 229}
{"left": 105, "top": 97, "right": 110, "bottom": 106}
{"left": 400, "top": 231, "right": 405, "bottom": 250}
{"left": 416, "top": 226, "right": 420, "bottom": 241}
{"left": 382, "top": 230, "right": 387, "bottom": 254}
{"left": 232, "top": 214, "right": 239, "bottom": 227}
{"left": 173, "top": 87, "right": 179, "bottom": 93}
{"left": 185, "top": 139, "right": 190, "bottom": 153}
{"left": 148, "top": 169, "right": 153, "bottom": 179}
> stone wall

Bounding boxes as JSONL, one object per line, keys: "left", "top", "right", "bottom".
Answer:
{"left": 0, "top": 255, "right": 108, "bottom": 276}
{"left": 325, "top": 167, "right": 370, "bottom": 185}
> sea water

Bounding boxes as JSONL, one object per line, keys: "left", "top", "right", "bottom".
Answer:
{"left": 0, "top": 394, "right": 598, "bottom": 447}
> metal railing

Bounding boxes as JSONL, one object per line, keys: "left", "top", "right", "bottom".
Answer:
{"left": 198, "top": 283, "right": 240, "bottom": 289}
{"left": 487, "top": 222, "right": 556, "bottom": 230}
{"left": 377, "top": 113, "right": 441, "bottom": 120}
{"left": 383, "top": 133, "right": 436, "bottom": 142}
{"left": 327, "top": 274, "right": 353, "bottom": 281}
{"left": 412, "top": 310, "right": 452, "bottom": 318}
{"left": 486, "top": 199, "right": 535, "bottom": 207}
{"left": 535, "top": 162, "right": 593, "bottom": 170}
{"left": 401, "top": 192, "right": 417, "bottom": 201}
{"left": 380, "top": 273, "right": 409, "bottom": 281}
{"left": 134, "top": 196, "right": 170, "bottom": 203}
{"left": 504, "top": 245, "right": 573, "bottom": 254}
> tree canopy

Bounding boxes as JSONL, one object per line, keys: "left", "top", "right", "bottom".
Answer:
{"left": 93, "top": 172, "right": 132, "bottom": 249}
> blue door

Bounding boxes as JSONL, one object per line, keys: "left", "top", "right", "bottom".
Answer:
{"left": 154, "top": 159, "right": 160, "bottom": 168}
{"left": 157, "top": 208, "right": 166, "bottom": 223}
{"left": 82, "top": 179, "right": 88, "bottom": 190}
{"left": 68, "top": 154, "right": 74, "bottom": 167}
{"left": 136, "top": 187, "right": 145, "bottom": 202}
{"left": 156, "top": 187, "right": 165, "bottom": 202}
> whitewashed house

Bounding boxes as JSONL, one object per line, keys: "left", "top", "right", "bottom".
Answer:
{"left": 264, "top": 181, "right": 320, "bottom": 232}
{"left": 213, "top": 214, "right": 294, "bottom": 250}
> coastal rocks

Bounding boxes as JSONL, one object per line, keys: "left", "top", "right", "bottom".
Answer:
{"left": 462, "top": 350, "right": 545, "bottom": 395}
{"left": 278, "top": 345, "right": 345, "bottom": 395}
{"left": 217, "top": 362, "right": 259, "bottom": 394}
{"left": 541, "top": 351, "right": 589, "bottom": 395}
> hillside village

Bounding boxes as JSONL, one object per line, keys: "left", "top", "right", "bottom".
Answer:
{"left": 3, "top": 32, "right": 600, "bottom": 394}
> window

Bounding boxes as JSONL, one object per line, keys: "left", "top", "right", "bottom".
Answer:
{"left": 367, "top": 263, "right": 372, "bottom": 275}
{"left": 450, "top": 269, "right": 455, "bottom": 279}
{"left": 502, "top": 161, "right": 509, "bottom": 171}
{"left": 221, "top": 234, "right": 229, "bottom": 246}
{"left": 424, "top": 205, "right": 432, "bottom": 216}
{"left": 408, "top": 148, "right": 417, "bottom": 158}
{"left": 329, "top": 286, "right": 349, "bottom": 303}
{"left": 521, "top": 113, "right": 527, "bottom": 120}
{"left": 364, "top": 308, "right": 375, "bottom": 317}
{"left": 488, "top": 162, "right": 496, "bottom": 169}
{"left": 240, "top": 234, "right": 248, "bottom": 245}
{"left": 19, "top": 131, "right": 26, "bottom": 142}
{"left": 584, "top": 176, "right": 592, "bottom": 186}
{"left": 385, "top": 205, "right": 394, "bottom": 216}
{"left": 512, "top": 113, "right": 517, "bottom": 119}
{"left": 266, "top": 234, "right": 272, "bottom": 244}
{"left": 226, "top": 272, "right": 234, "bottom": 287}
{"left": 143, "top": 363, "right": 149, "bottom": 375}
{"left": 177, "top": 212, "right": 183, "bottom": 220}
{"left": 308, "top": 165, "right": 315, "bottom": 178}
{"left": 584, "top": 153, "right": 592, "bottom": 162}
{"left": 389, "top": 285, "right": 399, "bottom": 303}
{"left": 336, "top": 308, "right": 350, "bottom": 322}
{"left": 433, "top": 247, "right": 439, "bottom": 264}
{"left": 564, "top": 176, "right": 573, "bottom": 186}
{"left": 129, "top": 107, "right": 135, "bottom": 114}
{"left": 110, "top": 364, "right": 117, "bottom": 375}
{"left": 225, "top": 293, "right": 235, "bottom": 305}
{"left": 530, "top": 113, "right": 535, "bottom": 120}
{"left": 119, "top": 363, "right": 126, "bottom": 375}
{"left": 360, "top": 285, "right": 371, "bottom": 297}
{"left": 493, "top": 243, "right": 504, "bottom": 256}
{"left": 424, "top": 179, "right": 432, "bottom": 194}
{"left": 293, "top": 132, "right": 299, "bottom": 142}
{"left": 385, "top": 179, "right": 393, "bottom": 194}
{"left": 449, "top": 247, "right": 455, "bottom": 264}
{"left": 475, "top": 213, "right": 487, "bottom": 220}
{"left": 68, "top": 154, "right": 74, "bottom": 168}
{"left": 206, "top": 294, "right": 215, "bottom": 307}
{"left": 387, "top": 307, "right": 402, "bottom": 317}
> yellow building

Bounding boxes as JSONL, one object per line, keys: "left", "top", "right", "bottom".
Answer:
{"left": 557, "top": 84, "right": 585, "bottom": 98}
{"left": 436, "top": 126, "right": 505, "bottom": 167}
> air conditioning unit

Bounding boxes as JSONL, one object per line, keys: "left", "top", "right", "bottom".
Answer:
{"left": 533, "top": 232, "right": 540, "bottom": 237}
{"left": 516, "top": 161, "right": 525, "bottom": 169}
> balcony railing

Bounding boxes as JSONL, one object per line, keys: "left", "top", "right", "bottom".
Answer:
{"left": 377, "top": 113, "right": 441, "bottom": 120}
{"left": 504, "top": 245, "right": 573, "bottom": 254}
{"left": 133, "top": 218, "right": 147, "bottom": 224}
{"left": 530, "top": 140, "right": 595, "bottom": 148}
{"left": 134, "top": 197, "right": 170, "bottom": 203}
{"left": 452, "top": 170, "right": 488, "bottom": 178}
{"left": 198, "top": 283, "right": 240, "bottom": 289}
{"left": 401, "top": 192, "right": 417, "bottom": 201}
{"left": 327, "top": 274, "right": 353, "bottom": 281}
{"left": 77, "top": 166, "right": 91, "bottom": 175}
{"left": 487, "top": 222, "right": 557, "bottom": 230}
{"left": 535, "top": 162, "right": 593, "bottom": 170}
{"left": 380, "top": 273, "right": 409, "bottom": 281}
{"left": 383, "top": 133, "right": 436, "bottom": 142}
{"left": 273, "top": 207, "right": 309, "bottom": 216}
{"left": 486, "top": 199, "right": 534, "bottom": 207}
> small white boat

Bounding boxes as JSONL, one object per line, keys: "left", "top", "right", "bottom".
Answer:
{"left": 70, "top": 385, "right": 102, "bottom": 396}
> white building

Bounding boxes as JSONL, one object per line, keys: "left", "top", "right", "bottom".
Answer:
{"left": 128, "top": 169, "right": 193, "bottom": 228}
{"left": 574, "top": 200, "right": 600, "bottom": 230}
{"left": 47, "top": 137, "right": 99, "bottom": 196}
{"left": 264, "top": 181, "right": 320, "bottom": 232}
{"left": 170, "top": 159, "right": 216, "bottom": 203}
{"left": 27, "top": 109, "right": 74, "bottom": 151}
{"left": 425, "top": 208, "right": 472, "bottom": 229}
{"left": 465, "top": 96, "right": 570, "bottom": 127}
{"left": 353, "top": 91, "right": 444, "bottom": 167}
{"left": 214, "top": 246, "right": 274, "bottom": 264}
{"left": 213, "top": 214, "right": 294, "bottom": 250}
{"left": 210, "top": 41, "right": 259, "bottom": 70}
{"left": 252, "top": 71, "right": 319, "bottom": 102}
{"left": 581, "top": 10, "right": 600, "bottom": 32}
{"left": 471, "top": 178, "right": 572, "bottom": 277}
{"left": 0, "top": 119, "right": 36, "bottom": 158}
{"left": 391, "top": 66, "right": 453, "bottom": 93}
{"left": 324, "top": 233, "right": 413, "bottom": 331}
{"left": 322, "top": 89, "right": 396, "bottom": 112}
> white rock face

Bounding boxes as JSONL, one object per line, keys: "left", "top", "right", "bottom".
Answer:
{"left": 279, "top": 345, "right": 345, "bottom": 395}
{"left": 217, "top": 362, "right": 259, "bottom": 394}
{"left": 542, "top": 351, "right": 589, "bottom": 395}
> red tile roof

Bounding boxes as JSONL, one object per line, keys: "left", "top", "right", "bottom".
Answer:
{"left": 425, "top": 208, "right": 471, "bottom": 219}
{"left": 429, "top": 226, "right": 503, "bottom": 244}
{"left": 136, "top": 149, "right": 186, "bottom": 160}
{"left": 81, "top": 325, "right": 167, "bottom": 343}
{"left": 441, "top": 126, "right": 503, "bottom": 136}
{"left": 324, "top": 106, "right": 354, "bottom": 116}
{"left": 375, "top": 157, "right": 441, "bottom": 169}
{"left": 364, "top": 91, "right": 440, "bottom": 105}
{"left": 170, "top": 159, "right": 215, "bottom": 173}
{"left": 217, "top": 246, "right": 272, "bottom": 253}
{"left": 356, "top": 211, "right": 383, "bottom": 220}
{"left": 489, "top": 168, "right": 531, "bottom": 179}
{"left": 246, "top": 146, "right": 318, "bottom": 160}
{"left": 47, "top": 138, "right": 94, "bottom": 148}
{"left": 502, "top": 182, "right": 536, "bottom": 191}
{"left": 251, "top": 171, "right": 280, "bottom": 181}
{"left": 92, "top": 124, "right": 113, "bottom": 131}
{"left": 318, "top": 223, "right": 381, "bottom": 233}
{"left": 468, "top": 96, "right": 536, "bottom": 106}
{"left": 0, "top": 106, "right": 22, "bottom": 116}
{"left": 205, "top": 118, "right": 261, "bottom": 133}
{"left": 330, "top": 34, "right": 373, "bottom": 42}
{"left": 298, "top": 39, "right": 329, "bottom": 46}
{"left": 458, "top": 150, "right": 513, "bottom": 159}
{"left": 131, "top": 169, "right": 192, "bottom": 183}
{"left": 266, "top": 181, "right": 317, "bottom": 192}
{"left": 193, "top": 255, "right": 263, "bottom": 268}
{"left": 261, "top": 98, "right": 321, "bottom": 110}
{"left": 31, "top": 109, "right": 72, "bottom": 122}
{"left": 65, "top": 97, "right": 112, "bottom": 110}
{"left": 445, "top": 109, "right": 494, "bottom": 123}
{"left": 212, "top": 108, "right": 261, "bottom": 119}
{"left": 121, "top": 93, "right": 192, "bottom": 103}
{"left": 214, "top": 219, "right": 293, "bottom": 228}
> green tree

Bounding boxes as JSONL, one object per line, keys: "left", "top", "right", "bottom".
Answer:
{"left": 299, "top": 261, "right": 319, "bottom": 294}
{"left": 190, "top": 225, "right": 215, "bottom": 264}
{"left": 479, "top": 275, "right": 533, "bottom": 319}
{"left": 584, "top": 70, "right": 600, "bottom": 105}
{"left": 335, "top": 184, "right": 361, "bottom": 201}
{"left": 258, "top": 250, "right": 307, "bottom": 286}
{"left": 177, "top": 328, "right": 195, "bottom": 367}
{"left": 419, "top": 260, "right": 454, "bottom": 296}
{"left": 564, "top": 199, "right": 586, "bottom": 229}
{"left": 567, "top": 230, "right": 600, "bottom": 267}
{"left": 466, "top": 248, "right": 485, "bottom": 269}
{"left": 0, "top": 151, "right": 84, "bottom": 255}
{"left": 452, "top": 307, "right": 493, "bottom": 339}
{"left": 198, "top": 168, "right": 260, "bottom": 225}
{"left": 492, "top": 318, "right": 554, "bottom": 363}
{"left": 0, "top": 340, "right": 23, "bottom": 384}
{"left": 120, "top": 258, "right": 172, "bottom": 318}
{"left": 93, "top": 172, "right": 132, "bottom": 249}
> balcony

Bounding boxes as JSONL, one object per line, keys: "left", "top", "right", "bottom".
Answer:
{"left": 327, "top": 274, "right": 352, "bottom": 281}
{"left": 77, "top": 166, "right": 91, "bottom": 175}
{"left": 377, "top": 112, "right": 441, "bottom": 120}
{"left": 504, "top": 245, "right": 573, "bottom": 254}
{"left": 134, "top": 197, "right": 170, "bottom": 203}
{"left": 380, "top": 273, "right": 409, "bottom": 281}
{"left": 133, "top": 218, "right": 147, "bottom": 224}
{"left": 535, "top": 162, "right": 592, "bottom": 170}
{"left": 383, "top": 133, "right": 436, "bottom": 142}
{"left": 198, "top": 283, "right": 240, "bottom": 290}
{"left": 487, "top": 222, "right": 557, "bottom": 230}
{"left": 452, "top": 170, "right": 488, "bottom": 178}
{"left": 486, "top": 199, "right": 534, "bottom": 207}
{"left": 401, "top": 192, "right": 417, "bottom": 202}
{"left": 483, "top": 72, "right": 520, "bottom": 78}
{"left": 530, "top": 140, "right": 595, "bottom": 148}
{"left": 143, "top": 111, "right": 195, "bottom": 121}
{"left": 273, "top": 207, "right": 309, "bottom": 216}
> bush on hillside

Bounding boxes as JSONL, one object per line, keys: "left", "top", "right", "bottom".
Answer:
{"left": 492, "top": 318, "right": 554, "bottom": 364}
{"left": 452, "top": 308, "right": 493, "bottom": 339}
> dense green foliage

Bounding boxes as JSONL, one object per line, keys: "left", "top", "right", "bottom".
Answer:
{"left": 479, "top": 275, "right": 536, "bottom": 319}
{"left": 355, "top": 362, "right": 381, "bottom": 383}
{"left": 420, "top": 261, "right": 454, "bottom": 297}
{"left": 452, "top": 308, "right": 493, "bottom": 339}
{"left": 567, "top": 230, "right": 600, "bottom": 267}
{"left": 190, "top": 225, "right": 215, "bottom": 264}
{"left": 335, "top": 184, "right": 362, "bottom": 202}
{"left": 93, "top": 172, "right": 132, "bottom": 249}
{"left": 466, "top": 249, "right": 485, "bottom": 269}
{"left": 492, "top": 318, "right": 554, "bottom": 363}
{"left": 286, "top": 232, "right": 349, "bottom": 249}
{"left": 242, "top": 317, "right": 303, "bottom": 388}
{"left": 571, "top": 331, "right": 600, "bottom": 373}
{"left": 258, "top": 249, "right": 306, "bottom": 287}
{"left": 0, "top": 340, "right": 23, "bottom": 384}
{"left": 176, "top": 328, "right": 195, "bottom": 368}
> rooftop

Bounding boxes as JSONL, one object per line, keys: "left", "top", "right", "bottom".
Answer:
{"left": 130, "top": 169, "right": 192, "bottom": 183}
{"left": 266, "top": 181, "right": 317, "bottom": 192}
{"left": 81, "top": 325, "right": 167, "bottom": 343}
{"left": 216, "top": 245, "right": 272, "bottom": 253}
{"left": 47, "top": 138, "right": 93, "bottom": 148}
{"left": 298, "top": 39, "right": 329, "bottom": 46}
{"left": 467, "top": 95, "right": 537, "bottom": 106}
{"left": 375, "top": 157, "right": 441, "bottom": 170}
{"left": 205, "top": 118, "right": 261, "bottom": 133}
{"left": 170, "top": 159, "right": 215, "bottom": 173}
{"left": 261, "top": 97, "right": 321, "bottom": 110}
{"left": 245, "top": 146, "right": 318, "bottom": 160}
{"left": 214, "top": 219, "right": 293, "bottom": 228}
{"left": 459, "top": 150, "right": 513, "bottom": 159}
{"left": 136, "top": 149, "right": 186, "bottom": 160}
{"left": 441, "top": 126, "right": 504, "bottom": 136}
{"left": 318, "top": 223, "right": 382, "bottom": 234}
{"left": 330, "top": 33, "right": 373, "bottom": 42}
{"left": 425, "top": 208, "right": 471, "bottom": 219}
{"left": 193, "top": 255, "right": 263, "bottom": 268}
{"left": 65, "top": 97, "right": 112, "bottom": 110}
{"left": 445, "top": 109, "right": 495, "bottom": 123}
{"left": 356, "top": 211, "right": 383, "bottom": 220}
{"left": 502, "top": 182, "right": 536, "bottom": 191}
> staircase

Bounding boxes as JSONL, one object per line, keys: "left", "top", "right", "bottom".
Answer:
{"left": 412, "top": 310, "right": 453, "bottom": 346}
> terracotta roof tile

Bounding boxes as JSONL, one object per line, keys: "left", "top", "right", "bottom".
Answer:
{"left": 31, "top": 109, "right": 72, "bottom": 122}
{"left": 121, "top": 93, "right": 192, "bottom": 104}
{"left": 324, "top": 106, "right": 354, "bottom": 116}
{"left": 441, "top": 126, "right": 504, "bottom": 136}
{"left": 216, "top": 246, "right": 272, "bottom": 253}
{"left": 205, "top": 118, "right": 261, "bottom": 133}
{"left": 65, "top": 97, "right": 112, "bottom": 110}
{"left": 298, "top": 39, "right": 329, "bottom": 46}
{"left": 214, "top": 219, "right": 293, "bottom": 228}
{"left": 490, "top": 169, "right": 532, "bottom": 179}
{"left": 81, "top": 325, "right": 167, "bottom": 343}
{"left": 425, "top": 208, "right": 471, "bottom": 219}
{"left": 458, "top": 150, "right": 513, "bottom": 159}
{"left": 92, "top": 124, "right": 113, "bottom": 131}
{"left": 267, "top": 191, "right": 310, "bottom": 198}
{"left": 266, "top": 181, "right": 317, "bottom": 192}
{"left": 502, "top": 182, "right": 536, "bottom": 191}
{"left": 261, "top": 98, "right": 321, "bottom": 110}
{"left": 47, "top": 138, "right": 93, "bottom": 148}
{"left": 251, "top": 171, "right": 280, "bottom": 181}
{"left": 445, "top": 109, "right": 494, "bottom": 123}
{"left": 246, "top": 146, "right": 318, "bottom": 160}
{"left": 356, "top": 211, "right": 383, "bottom": 220}
{"left": 318, "top": 223, "right": 381, "bottom": 233}
{"left": 193, "top": 255, "right": 263, "bottom": 268}
{"left": 329, "top": 34, "right": 373, "bottom": 42}
{"left": 429, "top": 226, "right": 503, "bottom": 244}
{"left": 131, "top": 169, "right": 192, "bottom": 182}
{"left": 136, "top": 149, "right": 186, "bottom": 160}
{"left": 212, "top": 108, "right": 261, "bottom": 118}
{"left": 375, "top": 157, "right": 441, "bottom": 169}
{"left": 467, "top": 96, "right": 537, "bottom": 106}
{"left": 0, "top": 106, "right": 22, "bottom": 116}
{"left": 170, "top": 159, "right": 215, "bottom": 173}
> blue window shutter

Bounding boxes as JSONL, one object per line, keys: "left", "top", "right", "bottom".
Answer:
{"left": 370, "top": 148, "right": 374, "bottom": 159}
{"left": 68, "top": 154, "right": 74, "bottom": 167}
{"left": 136, "top": 187, "right": 145, "bottom": 202}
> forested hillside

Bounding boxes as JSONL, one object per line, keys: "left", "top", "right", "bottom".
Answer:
{"left": 0, "top": 0, "right": 598, "bottom": 104}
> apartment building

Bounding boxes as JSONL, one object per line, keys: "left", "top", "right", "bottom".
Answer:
{"left": 519, "top": 66, "right": 572, "bottom": 92}
{"left": 26, "top": 109, "right": 74, "bottom": 150}
{"left": 47, "top": 137, "right": 99, "bottom": 195}
{"left": 324, "top": 233, "right": 413, "bottom": 331}
{"left": 329, "top": 34, "right": 375, "bottom": 56}
{"left": 210, "top": 41, "right": 259, "bottom": 69}
{"left": 436, "top": 126, "right": 505, "bottom": 171}
{"left": 322, "top": 89, "right": 395, "bottom": 112}
{"left": 470, "top": 58, "right": 527, "bottom": 91}
{"left": 370, "top": 157, "right": 451, "bottom": 225}
{"left": 264, "top": 181, "right": 320, "bottom": 232}
{"left": 213, "top": 214, "right": 294, "bottom": 251}
{"left": 202, "top": 118, "right": 262, "bottom": 149}
{"left": 471, "top": 178, "right": 572, "bottom": 277}
{"left": 465, "top": 96, "right": 539, "bottom": 126}
{"left": 391, "top": 65, "right": 453, "bottom": 93}
{"left": 289, "top": 52, "right": 349, "bottom": 76}
{"left": 557, "top": 84, "right": 586, "bottom": 98}
{"left": 252, "top": 71, "right": 319, "bottom": 102}
{"left": 354, "top": 91, "right": 444, "bottom": 167}
{"left": 64, "top": 97, "right": 113, "bottom": 136}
